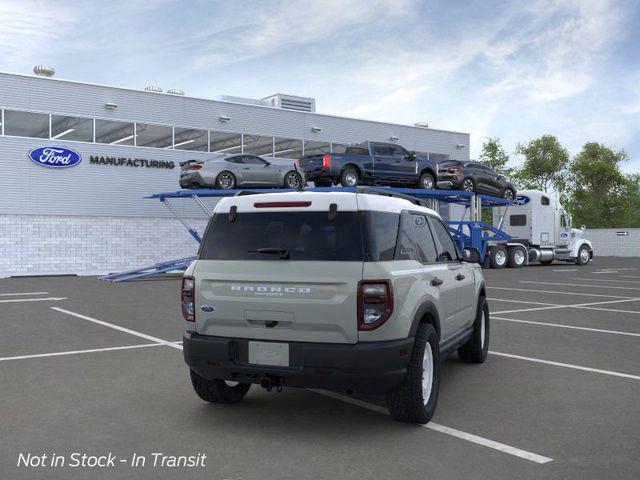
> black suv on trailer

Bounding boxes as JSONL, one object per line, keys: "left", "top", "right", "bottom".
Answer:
{"left": 437, "top": 161, "right": 516, "bottom": 199}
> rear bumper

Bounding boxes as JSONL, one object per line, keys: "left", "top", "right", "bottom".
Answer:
{"left": 301, "top": 166, "right": 337, "bottom": 182}
{"left": 179, "top": 172, "right": 207, "bottom": 188}
{"left": 183, "top": 331, "right": 414, "bottom": 394}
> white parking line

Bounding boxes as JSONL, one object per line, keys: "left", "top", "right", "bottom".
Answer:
{"left": 491, "top": 298, "right": 640, "bottom": 315}
{"left": 488, "top": 286, "right": 636, "bottom": 299}
{"left": 51, "top": 307, "right": 183, "bottom": 350}
{"left": 311, "top": 390, "right": 553, "bottom": 464}
{"left": 492, "top": 316, "right": 640, "bottom": 338}
{"left": 0, "top": 292, "right": 49, "bottom": 296}
{"left": 621, "top": 275, "right": 640, "bottom": 279}
{"left": 490, "top": 351, "right": 640, "bottom": 381}
{"left": 0, "top": 343, "right": 162, "bottom": 362}
{"left": 573, "top": 277, "right": 640, "bottom": 284}
{"left": 487, "top": 298, "right": 559, "bottom": 307}
{"left": 521, "top": 281, "right": 640, "bottom": 291}
{"left": 492, "top": 305, "right": 567, "bottom": 315}
{"left": 552, "top": 269, "right": 578, "bottom": 272}
{"left": 0, "top": 297, "right": 67, "bottom": 304}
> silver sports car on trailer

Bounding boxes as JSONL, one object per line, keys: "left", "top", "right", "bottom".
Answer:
{"left": 179, "top": 154, "right": 304, "bottom": 190}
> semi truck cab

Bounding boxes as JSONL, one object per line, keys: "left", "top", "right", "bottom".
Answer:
{"left": 490, "top": 189, "right": 593, "bottom": 267}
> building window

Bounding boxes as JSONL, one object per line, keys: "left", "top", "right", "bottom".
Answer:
{"left": 173, "top": 127, "right": 208, "bottom": 151}
{"left": 3, "top": 110, "right": 49, "bottom": 138}
{"left": 429, "top": 153, "right": 450, "bottom": 163}
{"left": 51, "top": 115, "right": 93, "bottom": 142}
{"left": 331, "top": 143, "right": 348, "bottom": 154}
{"left": 243, "top": 135, "right": 274, "bottom": 156}
{"left": 210, "top": 131, "right": 242, "bottom": 154}
{"left": 303, "top": 140, "right": 331, "bottom": 156}
{"left": 135, "top": 123, "right": 172, "bottom": 149}
{"left": 273, "top": 137, "right": 303, "bottom": 159}
{"left": 95, "top": 119, "right": 135, "bottom": 145}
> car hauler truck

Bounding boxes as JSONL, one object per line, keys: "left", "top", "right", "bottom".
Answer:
{"left": 488, "top": 189, "right": 593, "bottom": 268}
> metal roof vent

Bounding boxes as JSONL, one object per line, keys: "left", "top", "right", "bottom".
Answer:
{"left": 144, "top": 85, "right": 163, "bottom": 93}
{"left": 262, "top": 94, "right": 316, "bottom": 112}
{"left": 167, "top": 88, "right": 185, "bottom": 96}
{"left": 33, "top": 65, "right": 55, "bottom": 77}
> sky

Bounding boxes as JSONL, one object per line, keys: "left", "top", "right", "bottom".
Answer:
{"left": 1, "top": 0, "right": 639, "bottom": 172}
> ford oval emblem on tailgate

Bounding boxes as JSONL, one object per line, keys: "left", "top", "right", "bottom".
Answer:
{"left": 28, "top": 146, "right": 82, "bottom": 168}
{"left": 200, "top": 305, "right": 215, "bottom": 312}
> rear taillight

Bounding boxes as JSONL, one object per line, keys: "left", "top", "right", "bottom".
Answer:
{"left": 449, "top": 167, "right": 461, "bottom": 173}
{"left": 192, "top": 165, "right": 202, "bottom": 170}
{"left": 322, "top": 153, "right": 331, "bottom": 168}
{"left": 358, "top": 280, "right": 393, "bottom": 331}
{"left": 181, "top": 276, "right": 195, "bottom": 322}
{"left": 296, "top": 158, "right": 301, "bottom": 167}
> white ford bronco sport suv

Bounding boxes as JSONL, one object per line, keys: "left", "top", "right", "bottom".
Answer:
{"left": 182, "top": 188, "right": 489, "bottom": 423}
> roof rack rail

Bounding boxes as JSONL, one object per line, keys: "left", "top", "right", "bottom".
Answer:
{"left": 355, "top": 186, "right": 430, "bottom": 208}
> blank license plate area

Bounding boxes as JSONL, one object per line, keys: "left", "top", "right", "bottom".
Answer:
{"left": 248, "top": 341, "right": 290, "bottom": 367}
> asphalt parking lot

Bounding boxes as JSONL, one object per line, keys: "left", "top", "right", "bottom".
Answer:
{"left": 1, "top": 257, "right": 639, "bottom": 479}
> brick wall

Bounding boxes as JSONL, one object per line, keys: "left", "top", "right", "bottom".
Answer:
{"left": 583, "top": 228, "right": 640, "bottom": 257}
{"left": 0, "top": 215, "right": 208, "bottom": 278}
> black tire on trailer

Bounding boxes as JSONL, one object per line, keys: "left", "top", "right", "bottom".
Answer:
{"left": 340, "top": 167, "right": 359, "bottom": 187}
{"left": 502, "top": 187, "right": 516, "bottom": 200}
{"left": 576, "top": 245, "right": 591, "bottom": 266}
{"left": 458, "top": 296, "right": 489, "bottom": 363}
{"left": 283, "top": 170, "right": 303, "bottom": 189}
{"left": 189, "top": 369, "right": 251, "bottom": 404}
{"left": 507, "top": 245, "right": 526, "bottom": 268}
{"left": 489, "top": 245, "right": 508, "bottom": 269}
{"left": 215, "top": 171, "right": 236, "bottom": 190}
{"left": 418, "top": 172, "right": 435, "bottom": 190}
{"left": 386, "top": 323, "right": 440, "bottom": 424}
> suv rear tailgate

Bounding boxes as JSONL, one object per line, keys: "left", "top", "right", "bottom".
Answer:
{"left": 193, "top": 261, "right": 361, "bottom": 344}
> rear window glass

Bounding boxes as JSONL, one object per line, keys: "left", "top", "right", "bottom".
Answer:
{"left": 200, "top": 211, "right": 400, "bottom": 262}
{"left": 345, "top": 147, "right": 369, "bottom": 156}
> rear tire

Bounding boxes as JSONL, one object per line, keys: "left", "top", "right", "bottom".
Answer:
{"left": 386, "top": 323, "right": 440, "bottom": 424}
{"left": 458, "top": 297, "right": 489, "bottom": 363}
{"left": 489, "top": 245, "right": 508, "bottom": 269}
{"left": 462, "top": 178, "right": 475, "bottom": 192}
{"left": 215, "top": 171, "right": 236, "bottom": 190}
{"left": 340, "top": 168, "right": 359, "bottom": 187}
{"left": 507, "top": 246, "right": 526, "bottom": 268}
{"left": 189, "top": 369, "right": 250, "bottom": 404}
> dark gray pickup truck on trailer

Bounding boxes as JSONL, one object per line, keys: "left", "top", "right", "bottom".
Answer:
{"left": 298, "top": 141, "right": 439, "bottom": 189}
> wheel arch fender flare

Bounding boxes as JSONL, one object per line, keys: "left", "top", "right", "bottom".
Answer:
{"left": 571, "top": 238, "right": 593, "bottom": 258}
{"left": 342, "top": 163, "right": 362, "bottom": 177}
{"left": 409, "top": 300, "right": 442, "bottom": 340}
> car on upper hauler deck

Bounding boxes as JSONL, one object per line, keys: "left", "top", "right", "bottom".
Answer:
{"left": 179, "top": 154, "right": 304, "bottom": 190}
{"left": 297, "top": 141, "right": 439, "bottom": 189}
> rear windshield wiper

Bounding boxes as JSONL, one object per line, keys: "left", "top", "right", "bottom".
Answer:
{"left": 248, "top": 247, "right": 290, "bottom": 259}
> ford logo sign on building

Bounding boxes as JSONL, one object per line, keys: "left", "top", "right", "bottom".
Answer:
{"left": 28, "top": 146, "right": 82, "bottom": 168}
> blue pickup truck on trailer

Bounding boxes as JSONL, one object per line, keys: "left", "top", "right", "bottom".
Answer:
{"left": 298, "top": 141, "right": 439, "bottom": 189}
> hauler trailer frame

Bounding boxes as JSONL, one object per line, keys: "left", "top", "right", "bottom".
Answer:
{"left": 100, "top": 186, "right": 513, "bottom": 282}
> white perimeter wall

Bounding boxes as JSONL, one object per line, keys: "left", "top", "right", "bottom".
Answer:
{"left": 583, "top": 228, "right": 640, "bottom": 257}
{"left": 0, "top": 215, "right": 207, "bottom": 278}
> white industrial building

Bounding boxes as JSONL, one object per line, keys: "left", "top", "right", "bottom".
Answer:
{"left": 0, "top": 69, "right": 471, "bottom": 278}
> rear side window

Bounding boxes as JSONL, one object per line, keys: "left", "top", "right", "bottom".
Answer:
{"left": 345, "top": 147, "right": 369, "bottom": 156}
{"left": 395, "top": 212, "right": 437, "bottom": 264}
{"left": 361, "top": 211, "right": 399, "bottom": 261}
{"left": 429, "top": 217, "right": 459, "bottom": 262}
{"left": 200, "top": 212, "right": 363, "bottom": 261}
{"left": 510, "top": 214, "right": 527, "bottom": 226}
{"left": 541, "top": 196, "right": 550, "bottom": 206}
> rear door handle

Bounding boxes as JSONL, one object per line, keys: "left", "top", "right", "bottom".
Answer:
{"left": 431, "top": 277, "right": 443, "bottom": 287}
{"left": 456, "top": 274, "right": 465, "bottom": 281}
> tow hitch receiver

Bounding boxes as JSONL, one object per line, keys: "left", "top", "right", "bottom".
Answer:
{"left": 260, "top": 376, "right": 283, "bottom": 392}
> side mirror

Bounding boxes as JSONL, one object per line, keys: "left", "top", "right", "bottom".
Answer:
{"left": 462, "top": 248, "right": 480, "bottom": 263}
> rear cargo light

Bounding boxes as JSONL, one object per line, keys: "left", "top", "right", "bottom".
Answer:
{"left": 181, "top": 276, "right": 195, "bottom": 322}
{"left": 358, "top": 280, "right": 393, "bottom": 331}
{"left": 322, "top": 153, "right": 331, "bottom": 168}
{"left": 254, "top": 201, "right": 312, "bottom": 208}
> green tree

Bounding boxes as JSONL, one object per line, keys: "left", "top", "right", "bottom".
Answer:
{"left": 478, "top": 137, "right": 514, "bottom": 177}
{"left": 566, "top": 142, "right": 632, "bottom": 228}
{"left": 515, "top": 135, "right": 569, "bottom": 192}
